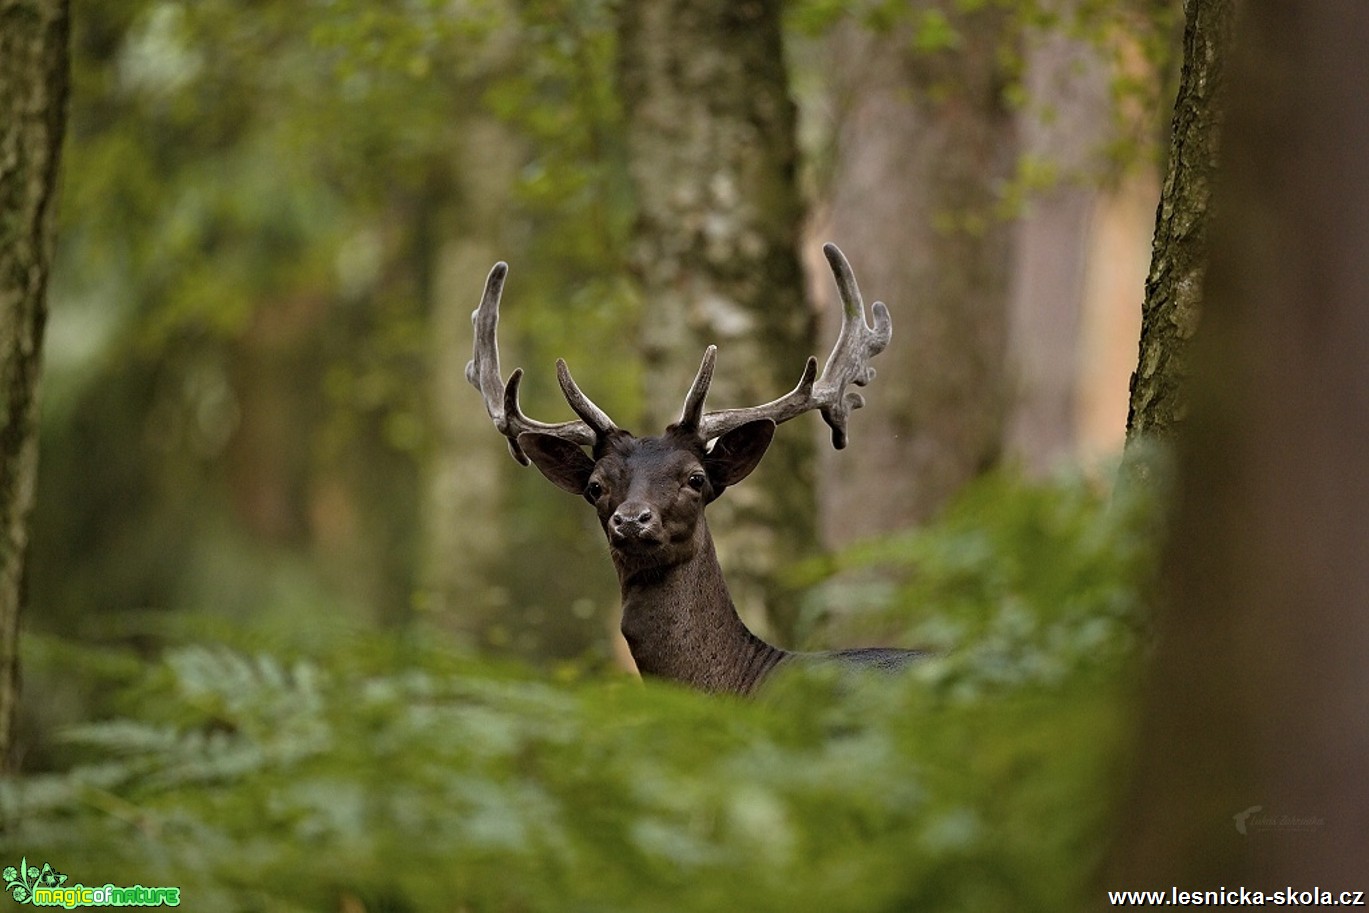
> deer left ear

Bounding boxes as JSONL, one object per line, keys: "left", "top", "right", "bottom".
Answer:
{"left": 704, "top": 419, "right": 776, "bottom": 492}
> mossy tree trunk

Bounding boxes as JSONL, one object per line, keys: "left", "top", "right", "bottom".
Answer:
{"left": 0, "top": 0, "right": 70, "bottom": 772}
{"left": 617, "top": 0, "right": 813, "bottom": 640}
{"left": 1125, "top": 0, "right": 1235, "bottom": 443}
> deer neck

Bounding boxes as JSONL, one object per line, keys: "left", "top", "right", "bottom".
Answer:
{"left": 615, "top": 519, "right": 788, "bottom": 696}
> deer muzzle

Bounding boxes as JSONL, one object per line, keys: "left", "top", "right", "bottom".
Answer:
{"left": 608, "top": 502, "right": 663, "bottom": 550}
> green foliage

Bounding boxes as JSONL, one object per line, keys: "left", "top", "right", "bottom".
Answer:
{"left": 794, "top": 466, "right": 1158, "bottom": 698}
{"left": 39, "top": 0, "right": 636, "bottom": 654}
{"left": 913, "top": 9, "right": 964, "bottom": 52}
{"left": 7, "top": 473, "right": 1158, "bottom": 912}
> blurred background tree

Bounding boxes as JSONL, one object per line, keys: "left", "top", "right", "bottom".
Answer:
{"left": 808, "top": 1, "right": 1020, "bottom": 544}
{"left": 792, "top": 0, "right": 1170, "bottom": 549}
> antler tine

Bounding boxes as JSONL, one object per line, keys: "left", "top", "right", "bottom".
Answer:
{"left": 556, "top": 359, "right": 617, "bottom": 436}
{"left": 694, "top": 243, "right": 891, "bottom": 449}
{"left": 466, "top": 262, "right": 600, "bottom": 465}
{"left": 677, "top": 345, "right": 718, "bottom": 431}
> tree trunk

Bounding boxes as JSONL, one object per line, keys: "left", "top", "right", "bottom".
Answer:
{"left": 617, "top": 0, "right": 813, "bottom": 639}
{"left": 1003, "top": 22, "right": 1112, "bottom": 473}
{"left": 426, "top": 118, "right": 518, "bottom": 636}
{"left": 1125, "top": 0, "right": 1234, "bottom": 443}
{"left": 819, "top": 5, "right": 1017, "bottom": 544}
{"left": 0, "top": 0, "right": 69, "bottom": 772}
{"left": 1112, "top": 0, "right": 1369, "bottom": 888}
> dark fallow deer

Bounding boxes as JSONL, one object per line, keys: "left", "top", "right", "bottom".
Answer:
{"left": 467, "top": 244, "right": 925, "bottom": 696}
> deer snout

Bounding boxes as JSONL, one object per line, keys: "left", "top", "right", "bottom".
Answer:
{"left": 611, "top": 504, "right": 654, "bottom": 528}
{"left": 609, "top": 502, "right": 660, "bottom": 545}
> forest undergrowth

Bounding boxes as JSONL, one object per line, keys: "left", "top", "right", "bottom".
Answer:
{"left": 3, "top": 463, "right": 1161, "bottom": 913}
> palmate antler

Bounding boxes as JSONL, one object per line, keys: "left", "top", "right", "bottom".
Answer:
{"left": 466, "top": 243, "right": 891, "bottom": 458}
{"left": 683, "top": 243, "right": 891, "bottom": 449}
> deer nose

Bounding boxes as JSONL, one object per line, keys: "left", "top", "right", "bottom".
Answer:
{"left": 611, "top": 505, "right": 654, "bottom": 528}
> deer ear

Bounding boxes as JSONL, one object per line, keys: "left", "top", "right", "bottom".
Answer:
{"left": 704, "top": 419, "right": 775, "bottom": 491}
{"left": 518, "top": 433, "right": 596, "bottom": 495}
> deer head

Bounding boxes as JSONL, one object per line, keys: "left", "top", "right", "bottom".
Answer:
{"left": 517, "top": 418, "right": 777, "bottom": 580}
{"left": 467, "top": 244, "right": 906, "bottom": 694}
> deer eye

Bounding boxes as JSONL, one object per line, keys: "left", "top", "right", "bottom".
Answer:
{"left": 586, "top": 480, "right": 604, "bottom": 500}
{"left": 686, "top": 471, "right": 707, "bottom": 492}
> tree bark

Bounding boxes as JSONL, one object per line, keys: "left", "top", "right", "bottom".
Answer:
{"left": 1125, "top": 0, "right": 1234, "bottom": 443}
{"left": 617, "top": 0, "right": 813, "bottom": 638}
{"left": 0, "top": 0, "right": 69, "bottom": 772}
{"left": 819, "top": 5, "right": 1017, "bottom": 543}
{"left": 1112, "top": 0, "right": 1369, "bottom": 888}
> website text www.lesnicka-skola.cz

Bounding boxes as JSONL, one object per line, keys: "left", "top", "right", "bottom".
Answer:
{"left": 1107, "top": 887, "right": 1367, "bottom": 906}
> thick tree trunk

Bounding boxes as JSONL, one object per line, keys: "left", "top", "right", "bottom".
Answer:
{"left": 1125, "top": 0, "right": 1234, "bottom": 443}
{"left": 617, "top": 0, "right": 813, "bottom": 638}
{"left": 820, "top": 6, "right": 1017, "bottom": 543}
{"left": 1112, "top": 1, "right": 1369, "bottom": 889}
{"left": 0, "top": 0, "right": 69, "bottom": 772}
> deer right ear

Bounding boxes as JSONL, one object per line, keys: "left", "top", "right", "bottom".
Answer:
{"left": 704, "top": 419, "right": 776, "bottom": 492}
{"left": 517, "top": 432, "right": 596, "bottom": 495}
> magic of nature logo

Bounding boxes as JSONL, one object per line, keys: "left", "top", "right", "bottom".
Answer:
{"left": 4, "top": 858, "right": 180, "bottom": 908}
